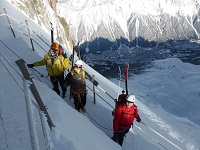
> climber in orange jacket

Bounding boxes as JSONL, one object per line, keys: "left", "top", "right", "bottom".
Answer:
{"left": 112, "top": 94, "right": 141, "bottom": 146}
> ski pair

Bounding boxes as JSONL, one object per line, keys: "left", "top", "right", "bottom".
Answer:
{"left": 117, "top": 64, "right": 129, "bottom": 97}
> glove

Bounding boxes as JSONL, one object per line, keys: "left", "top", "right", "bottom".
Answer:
{"left": 112, "top": 109, "right": 115, "bottom": 116}
{"left": 111, "top": 132, "right": 118, "bottom": 142}
{"left": 63, "top": 83, "right": 70, "bottom": 88}
{"left": 62, "top": 53, "right": 67, "bottom": 58}
{"left": 27, "top": 64, "right": 34, "bottom": 68}
{"left": 93, "top": 80, "right": 99, "bottom": 86}
{"left": 136, "top": 117, "right": 141, "bottom": 123}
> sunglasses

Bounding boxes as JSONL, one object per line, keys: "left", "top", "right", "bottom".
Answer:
{"left": 50, "top": 48, "right": 57, "bottom": 51}
{"left": 75, "top": 65, "right": 82, "bottom": 68}
{"left": 126, "top": 101, "right": 134, "bottom": 103}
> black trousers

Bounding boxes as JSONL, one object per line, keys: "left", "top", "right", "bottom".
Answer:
{"left": 50, "top": 73, "right": 66, "bottom": 95}
{"left": 73, "top": 93, "right": 86, "bottom": 111}
{"left": 118, "top": 128, "right": 129, "bottom": 146}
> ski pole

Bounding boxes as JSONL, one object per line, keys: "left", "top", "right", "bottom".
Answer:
{"left": 31, "top": 67, "right": 45, "bottom": 78}
{"left": 141, "top": 121, "right": 182, "bottom": 150}
{"left": 97, "top": 85, "right": 116, "bottom": 101}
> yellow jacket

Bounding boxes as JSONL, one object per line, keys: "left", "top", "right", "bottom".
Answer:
{"left": 33, "top": 54, "right": 70, "bottom": 76}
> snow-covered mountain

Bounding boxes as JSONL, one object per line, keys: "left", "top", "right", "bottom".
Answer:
{"left": 7, "top": 0, "right": 73, "bottom": 48}
{"left": 57, "top": 0, "right": 200, "bottom": 51}
{"left": 7, "top": 0, "right": 200, "bottom": 52}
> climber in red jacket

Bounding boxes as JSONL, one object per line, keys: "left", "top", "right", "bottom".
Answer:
{"left": 112, "top": 94, "right": 141, "bottom": 146}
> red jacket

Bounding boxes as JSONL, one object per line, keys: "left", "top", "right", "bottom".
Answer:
{"left": 113, "top": 104, "right": 140, "bottom": 133}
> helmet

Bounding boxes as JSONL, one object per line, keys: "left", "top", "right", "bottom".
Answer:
{"left": 75, "top": 60, "right": 83, "bottom": 66}
{"left": 126, "top": 94, "right": 136, "bottom": 102}
{"left": 50, "top": 42, "right": 59, "bottom": 51}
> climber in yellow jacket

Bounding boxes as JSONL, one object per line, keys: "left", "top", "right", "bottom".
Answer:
{"left": 27, "top": 42, "right": 71, "bottom": 98}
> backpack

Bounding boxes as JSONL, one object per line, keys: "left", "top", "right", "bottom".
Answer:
{"left": 116, "top": 94, "right": 127, "bottom": 106}
{"left": 120, "top": 105, "right": 135, "bottom": 128}
{"left": 59, "top": 44, "right": 64, "bottom": 55}
{"left": 112, "top": 94, "right": 127, "bottom": 116}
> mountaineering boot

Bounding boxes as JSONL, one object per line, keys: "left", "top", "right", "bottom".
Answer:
{"left": 62, "top": 91, "right": 66, "bottom": 98}
{"left": 81, "top": 108, "right": 86, "bottom": 113}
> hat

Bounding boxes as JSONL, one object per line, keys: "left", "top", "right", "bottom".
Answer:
{"left": 126, "top": 94, "right": 136, "bottom": 102}
{"left": 75, "top": 60, "right": 83, "bottom": 66}
{"left": 50, "top": 42, "right": 59, "bottom": 51}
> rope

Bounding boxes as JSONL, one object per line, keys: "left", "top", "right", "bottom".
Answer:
{"left": 85, "top": 111, "right": 113, "bottom": 131}
{"left": 28, "top": 68, "right": 42, "bottom": 82}
{"left": 75, "top": 96, "right": 113, "bottom": 131}
{"left": 0, "top": 51, "right": 24, "bottom": 90}
{"left": 0, "top": 40, "right": 49, "bottom": 82}
{"left": 23, "top": 78, "right": 40, "bottom": 150}
{"left": 34, "top": 33, "right": 50, "bottom": 47}
{"left": 0, "top": 39, "right": 21, "bottom": 60}
{"left": 1, "top": 13, "right": 50, "bottom": 49}
{"left": 97, "top": 85, "right": 116, "bottom": 101}
{"left": 32, "top": 68, "right": 45, "bottom": 78}
{"left": 0, "top": 13, "right": 50, "bottom": 46}
{"left": 11, "top": 26, "right": 47, "bottom": 52}
{"left": 134, "top": 124, "right": 168, "bottom": 150}
{"left": 86, "top": 85, "right": 114, "bottom": 109}
{"left": 38, "top": 107, "right": 51, "bottom": 150}
{"left": 141, "top": 121, "right": 182, "bottom": 150}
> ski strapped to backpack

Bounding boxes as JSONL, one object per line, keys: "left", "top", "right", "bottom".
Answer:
{"left": 124, "top": 64, "right": 129, "bottom": 95}
{"left": 112, "top": 64, "right": 129, "bottom": 116}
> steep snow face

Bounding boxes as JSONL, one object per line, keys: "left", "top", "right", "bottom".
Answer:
{"left": 57, "top": 0, "right": 200, "bottom": 51}
{"left": 7, "top": 0, "right": 72, "bottom": 47}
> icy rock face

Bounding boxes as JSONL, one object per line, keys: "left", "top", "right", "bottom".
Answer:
{"left": 8, "top": 0, "right": 72, "bottom": 47}
{"left": 57, "top": 0, "right": 200, "bottom": 51}
{"left": 8, "top": 0, "right": 200, "bottom": 51}
{"left": 127, "top": 13, "right": 199, "bottom": 43}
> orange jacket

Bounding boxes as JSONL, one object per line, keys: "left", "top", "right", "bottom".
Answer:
{"left": 113, "top": 104, "right": 140, "bottom": 133}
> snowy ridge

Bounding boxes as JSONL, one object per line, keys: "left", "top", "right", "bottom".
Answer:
{"left": 7, "top": 0, "right": 200, "bottom": 51}
{"left": 57, "top": 0, "right": 200, "bottom": 47}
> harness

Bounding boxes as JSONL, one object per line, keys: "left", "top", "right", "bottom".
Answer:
{"left": 70, "top": 69, "right": 86, "bottom": 96}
